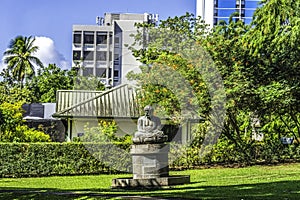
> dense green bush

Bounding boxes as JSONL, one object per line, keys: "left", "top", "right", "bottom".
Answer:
{"left": 170, "top": 112, "right": 300, "bottom": 168}
{"left": 170, "top": 138, "right": 300, "bottom": 169}
{"left": 0, "top": 142, "right": 131, "bottom": 178}
{"left": 0, "top": 102, "right": 50, "bottom": 142}
{"left": 76, "top": 120, "right": 132, "bottom": 150}
{"left": 1, "top": 140, "right": 300, "bottom": 178}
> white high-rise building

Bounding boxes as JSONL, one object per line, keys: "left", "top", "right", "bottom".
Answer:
{"left": 197, "top": 0, "right": 260, "bottom": 27}
{"left": 72, "top": 13, "right": 158, "bottom": 87}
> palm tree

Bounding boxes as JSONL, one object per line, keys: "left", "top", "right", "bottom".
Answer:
{"left": 3, "top": 36, "right": 44, "bottom": 86}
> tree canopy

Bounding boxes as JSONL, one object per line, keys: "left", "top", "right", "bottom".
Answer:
{"left": 128, "top": 1, "right": 300, "bottom": 161}
{"left": 4, "top": 36, "right": 43, "bottom": 86}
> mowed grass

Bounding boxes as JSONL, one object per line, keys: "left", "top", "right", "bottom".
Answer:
{"left": 1, "top": 163, "right": 300, "bottom": 199}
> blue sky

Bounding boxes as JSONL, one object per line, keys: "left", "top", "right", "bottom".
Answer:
{"left": 0, "top": 0, "right": 196, "bottom": 69}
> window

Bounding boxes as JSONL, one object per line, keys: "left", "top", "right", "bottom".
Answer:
{"left": 216, "top": 9, "right": 237, "bottom": 17}
{"left": 95, "top": 68, "right": 111, "bottom": 78}
{"left": 243, "top": 18, "right": 252, "bottom": 24}
{"left": 96, "top": 51, "right": 107, "bottom": 61}
{"left": 83, "top": 51, "right": 94, "bottom": 61}
{"left": 114, "top": 37, "right": 120, "bottom": 47}
{"left": 214, "top": 9, "right": 218, "bottom": 16}
{"left": 245, "top": 0, "right": 259, "bottom": 8}
{"left": 114, "top": 54, "right": 119, "bottom": 65}
{"left": 82, "top": 67, "right": 94, "bottom": 76}
{"left": 241, "top": 0, "right": 245, "bottom": 6}
{"left": 96, "top": 68, "right": 106, "bottom": 78}
{"left": 73, "top": 51, "right": 81, "bottom": 60}
{"left": 97, "top": 32, "right": 107, "bottom": 44}
{"left": 109, "top": 52, "right": 112, "bottom": 61}
{"left": 73, "top": 31, "right": 81, "bottom": 44}
{"left": 108, "top": 68, "right": 112, "bottom": 78}
{"left": 217, "top": 0, "right": 236, "bottom": 8}
{"left": 84, "top": 31, "right": 94, "bottom": 44}
{"left": 214, "top": 17, "right": 231, "bottom": 25}
{"left": 214, "top": 18, "right": 218, "bottom": 25}
{"left": 114, "top": 70, "right": 119, "bottom": 78}
{"left": 244, "top": 9, "right": 255, "bottom": 17}
{"left": 241, "top": 9, "right": 245, "bottom": 16}
{"left": 109, "top": 33, "right": 113, "bottom": 44}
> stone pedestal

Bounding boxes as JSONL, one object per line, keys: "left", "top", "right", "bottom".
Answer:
{"left": 112, "top": 143, "right": 190, "bottom": 188}
{"left": 111, "top": 175, "right": 190, "bottom": 188}
{"left": 131, "top": 144, "right": 169, "bottom": 179}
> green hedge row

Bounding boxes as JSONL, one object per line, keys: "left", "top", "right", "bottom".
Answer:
{"left": 2, "top": 141, "right": 300, "bottom": 178}
{"left": 169, "top": 140, "right": 300, "bottom": 169}
{"left": 0, "top": 142, "right": 131, "bottom": 178}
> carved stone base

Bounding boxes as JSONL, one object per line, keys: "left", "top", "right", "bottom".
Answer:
{"left": 111, "top": 143, "right": 190, "bottom": 188}
{"left": 111, "top": 175, "right": 190, "bottom": 188}
{"left": 130, "top": 144, "right": 169, "bottom": 179}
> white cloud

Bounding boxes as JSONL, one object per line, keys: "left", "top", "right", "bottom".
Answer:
{"left": 0, "top": 36, "right": 70, "bottom": 80}
{"left": 33, "top": 36, "right": 71, "bottom": 69}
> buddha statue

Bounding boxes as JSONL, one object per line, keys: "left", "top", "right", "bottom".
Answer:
{"left": 132, "top": 105, "right": 168, "bottom": 144}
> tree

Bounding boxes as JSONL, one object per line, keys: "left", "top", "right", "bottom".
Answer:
{"left": 128, "top": 13, "right": 214, "bottom": 120}
{"left": 201, "top": 0, "right": 300, "bottom": 161}
{"left": 28, "top": 64, "right": 76, "bottom": 103}
{"left": 201, "top": 16, "right": 258, "bottom": 159}
{"left": 3, "top": 36, "right": 43, "bottom": 86}
{"left": 0, "top": 68, "right": 37, "bottom": 104}
{"left": 243, "top": 0, "right": 300, "bottom": 139}
{"left": 129, "top": 8, "right": 300, "bottom": 163}
{"left": 128, "top": 13, "right": 228, "bottom": 164}
{"left": 26, "top": 64, "right": 105, "bottom": 103}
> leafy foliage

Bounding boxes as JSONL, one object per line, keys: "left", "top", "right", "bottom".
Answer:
{"left": 1, "top": 2, "right": 300, "bottom": 167}
{"left": 128, "top": 13, "right": 214, "bottom": 123}
{"left": 3, "top": 36, "right": 43, "bottom": 86}
{"left": 129, "top": 3, "right": 300, "bottom": 164}
{"left": 0, "top": 142, "right": 131, "bottom": 177}
{"left": 27, "top": 64, "right": 76, "bottom": 102}
{"left": 0, "top": 102, "right": 50, "bottom": 142}
{"left": 78, "top": 120, "right": 132, "bottom": 149}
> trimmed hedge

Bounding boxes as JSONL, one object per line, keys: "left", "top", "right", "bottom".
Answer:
{"left": 2, "top": 141, "right": 300, "bottom": 178}
{"left": 0, "top": 142, "right": 131, "bottom": 178}
{"left": 169, "top": 141, "right": 300, "bottom": 169}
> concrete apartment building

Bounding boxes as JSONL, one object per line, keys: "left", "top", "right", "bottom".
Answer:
{"left": 197, "top": 0, "right": 260, "bottom": 27}
{"left": 72, "top": 13, "right": 158, "bottom": 87}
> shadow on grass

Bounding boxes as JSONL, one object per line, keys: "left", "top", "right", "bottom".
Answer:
{"left": 1, "top": 180, "right": 300, "bottom": 199}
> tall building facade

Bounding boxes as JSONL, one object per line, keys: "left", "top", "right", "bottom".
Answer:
{"left": 197, "top": 0, "right": 260, "bottom": 27}
{"left": 72, "top": 13, "right": 158, "bottom": 87}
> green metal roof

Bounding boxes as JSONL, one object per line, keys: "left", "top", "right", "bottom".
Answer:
{"left": 53, "top": 84, "right": 141, "bottom": 119}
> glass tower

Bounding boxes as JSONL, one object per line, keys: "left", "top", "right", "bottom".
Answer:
{"left": 214, "top": 0, "right": 260, "bottom": 25}
{"left": 197, "top": 0, "right": 260, "bottom": 27}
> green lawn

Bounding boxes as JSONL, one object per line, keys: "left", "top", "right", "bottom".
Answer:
{"left": 1, "top": 163, "right": 300, "bottom": 199}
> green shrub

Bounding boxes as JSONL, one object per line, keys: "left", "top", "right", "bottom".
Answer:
{"left": 80, "top": 120, "right": 118, "bottom": 142}
{"left": 1, "top": 125, "right": 50, "bottom": 142}
{"left": 0, "top": 142, "right": 131, "bottom": 178}
{"left": 23, "top": 128, "right": 51, "bottom": 142}
{"left": 0, "top": 102, "right": 50, "bottom": 142}
{"left": 170, "top": 137, "right": 300, "bottom": 169}
{"left": 79, "top": 120, "right": 132, "bottom": 150}
{"left": 1, "top": 139, "right": 300, "bottom": 178}
{"left": 0, "top": 102, "right": 24, "bottom": 133}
